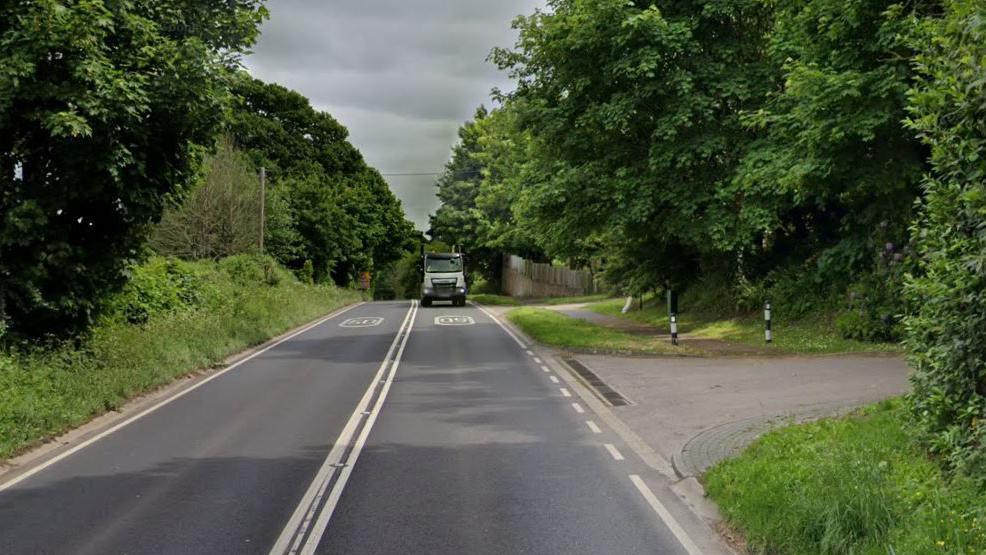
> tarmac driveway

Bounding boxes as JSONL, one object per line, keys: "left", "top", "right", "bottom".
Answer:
{"left": 569, "top": 354, "right": 910, "bottom": 477}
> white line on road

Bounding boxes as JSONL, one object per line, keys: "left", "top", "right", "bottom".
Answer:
{"left": 559, "top": 388, "right": 571, "bottom": 397}
{"left": 629, "top": 475, "right": 703, "bottom": 555}
{"left": 0, "top": 302, "right": 365, "bottom": 495}
{"left": 269, "top": 302, "right": 417, "bottom": 555}
{"left": 549, "top": 376, "right": 560, "bottom": 384}
{"left": 586, "top": 420, "right": 602, "bottom": 434}
{"left": 533, "top": 357, "right": 542, "bottom": 364}
{"left": 572, "top": 403, "right": 585, "bottom": 414}
{"left": 540, "top": 365, "right": 550, "bottom": 373}
{"left": 298, "top": 301, "right": 419, "bottom": 554}
{"left": 526, "top": 350, "right": 534, "bottom": 356}
{"left": 603, "top": 443, "right": 624, "bottom": 460}
{"left": 471, "top": 302, "right": 529, "bottom": 349}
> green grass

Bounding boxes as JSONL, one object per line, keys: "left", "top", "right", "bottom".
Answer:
{"left": 0, "top": 256, "right": 360, "bottom": 460}
{"left": 705, "top": 399, "right": 986, "bottom": 554}
{"left": 506, "top": 307, "right": 690, "bottom": 355}
{"left": 470, "top": 293, "right": 521, "bottom": 306}
{"left": 535, "top": 293, "right": 614, "bottom": 305}
{"left": 589, "top": 296, "right": 901, "bottom": 354}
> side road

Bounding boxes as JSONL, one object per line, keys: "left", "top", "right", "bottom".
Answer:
{"left": 482, "top": 303, "right": 910, "bottom": 544}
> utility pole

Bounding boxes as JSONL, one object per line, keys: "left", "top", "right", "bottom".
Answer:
{"left": 259, "top": 167, "right": 266, "bottom": 253}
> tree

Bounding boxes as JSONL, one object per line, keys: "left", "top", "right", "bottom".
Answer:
{"left": 492, "top": 0, "right": 776, "bottom": 291}
{"left": 904, "top": 0, "right": 986, "bottom": 479}
{"left": 0, "top": 0, "right": 267, "bottom": 337}
{"left": 226, "top": 75, "right": 415, "bottom": 285}
{"left": 150, "top": 138, "right": 300, "bottom": 261}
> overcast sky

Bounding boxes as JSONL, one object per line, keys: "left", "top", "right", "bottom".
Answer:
{"left": 245, "top": 0, "right": 543, "bottom": 231}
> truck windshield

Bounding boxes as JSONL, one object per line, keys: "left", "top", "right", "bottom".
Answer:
{"left": 425, "top": 257, "right": 462, "bottom": 273}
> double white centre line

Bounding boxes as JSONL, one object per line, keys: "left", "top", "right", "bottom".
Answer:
{"left": 270, "top": 301, "right": 419, "bottom": 555}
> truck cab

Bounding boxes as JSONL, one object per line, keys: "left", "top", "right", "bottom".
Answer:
{"left": 421, "top": 253, "right": 467, "bottom": 307}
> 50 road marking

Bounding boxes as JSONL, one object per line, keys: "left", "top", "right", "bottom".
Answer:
{"left": 270, "top": 301, "right": 418, "bottom": 555}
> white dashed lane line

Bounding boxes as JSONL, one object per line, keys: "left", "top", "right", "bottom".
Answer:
{"left": 525, "top": 350, "right": 534, "bottom": 356}
{"left": 572, "top": 403, "right": 585, "bottom": 414}
{"left": 586, "top": 421, "right": 602, "bottom": 434}
{"left": 559, "top": 388, "right": 571, "bottom": 397}
{"left": 604, "top": 444, "right": 625, "bottom": 461}
{"left": 540, "top": 365, "right": 550, "bottom": 373}
{"left": 533, "top": 357, "right": 542, "bottom": 364}
{"left": 549, "top": 376, "right": 560, "bottom": 384}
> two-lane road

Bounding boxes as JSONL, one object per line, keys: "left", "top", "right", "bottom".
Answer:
{"left": 0, "top": 301, "right": 713, "bottom": 554}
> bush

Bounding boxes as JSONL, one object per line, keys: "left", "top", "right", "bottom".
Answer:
{"left": 904, "top": 0, "right": 986, "bottom": 479}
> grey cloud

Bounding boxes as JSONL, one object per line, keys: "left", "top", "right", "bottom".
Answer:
{"left": 246, "top": 0, "right": 542, "bottom": 229}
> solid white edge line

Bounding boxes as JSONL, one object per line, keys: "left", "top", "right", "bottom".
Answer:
{"left": 269, "top": 302, "right": 415, "bottom": 555}
{"left": 560, "top": 388, "right": 572, "bottom": 397}
{"left": 629, "top": 474, "right": 703, "bottom": 555}
{"left": 470, "top": 302, "right": 528, "bottom": 349}
{"left": 572, "top": 403, "right": 585, "bottom": 414}
{"left": 586, "top": 420, "right": 602, "bottom": 434}
{"left": 0, "top": 302, "right": 365, "bottom": 495}
{"left": 299, "top": 300, "right": 419, "bottom": 554}
{"left": 603, "top": 443, "right": 624, "bottom": 461}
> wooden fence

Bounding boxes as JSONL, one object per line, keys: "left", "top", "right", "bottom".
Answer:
{"left": 501, "top": 255, "right": 597, "bottom": 298}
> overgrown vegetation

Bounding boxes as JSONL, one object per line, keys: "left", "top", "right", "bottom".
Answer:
{"left": 0, "top": 255, "right": 359, "bottom": 460}
{"left": 706, "top": 400, "right": 986, "bottom": 554}
{"left": 506, "top": 307, "right": 688, "bottom": 356}
{"left": 589, "top": 295, "right": 901, "bottom": 355}
{"left": 0, "top": 1, "right": 268, "bottom": 338}
{"left": 903, "top": 0, "right": 986, "bottom": 480}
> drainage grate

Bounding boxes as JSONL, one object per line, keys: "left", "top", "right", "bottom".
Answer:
{"left": 562, "top": 358, "right": 629, "bottom": 407}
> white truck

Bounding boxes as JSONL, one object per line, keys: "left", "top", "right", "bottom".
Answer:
{"left": 420, "top": 252, "right": 467, "bottom": 307}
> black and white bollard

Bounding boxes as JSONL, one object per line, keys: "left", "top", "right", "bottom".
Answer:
{"left": 670, "top": 313, "right": 679, "bottom": 346}
{"left": 764, "top": 301, "right": 773, "bottom": 343}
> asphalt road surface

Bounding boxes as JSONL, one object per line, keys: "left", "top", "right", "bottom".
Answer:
{"left": 0, "top": 301, "right": 709, "bottom": 554}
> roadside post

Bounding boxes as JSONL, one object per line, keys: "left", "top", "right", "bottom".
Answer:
{"left": 670, "top": 313, "right": 679, "bottom": 346}
{"left": 259, "top": 167, "right": 266, "bottom": 253}
{"left": 764, "top": 301, "right": 773, "bottom": 343}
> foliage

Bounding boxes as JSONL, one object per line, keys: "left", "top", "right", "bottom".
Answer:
{"left": 150, "top": 138, "right": 298, "bottom": 260}
{"left": 904, "top": 0, "right": 986, "bottom": 479}
{"left": 0, "top": 255, "right": 358, "bottom": 460}
{"left": 0, "top": 0, "right": 268, "bottom": 337}
{"left": 226, "top": 74, "right": 416, "bottom": 285}
{"left": 706, "top": 400, "right": 986, "bottom": 554}
{"left": 429, "top": 106, "right": 545, "bottom": 288}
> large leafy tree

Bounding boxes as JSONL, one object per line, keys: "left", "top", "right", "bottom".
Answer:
{"left": 905, "top": 0, "right": 986, "bottom": 478}
{"left": 493, "top": 0, "right": 776, "bottom": 290}
{"left": 227, "top": 75, "right": 415, "bottom": 284}
{"left": 726, "top": 0, "right": 933, "bottom": 285}
{"left": 0, "top": 0, "right": 267, "bottom": 337}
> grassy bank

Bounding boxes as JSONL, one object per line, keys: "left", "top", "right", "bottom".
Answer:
{"left": 706, "top": 399, "right": 986, "bottom": 554}
{"left": 470, "top": 293, "right": 521, "bottom": 306}
{"left": 0, "top": 255, "right": 360, "bottom": 460}
{"left": 506, "top": 307, "right": 689, "bottom": 355}
{"left": 589, "top": 296, "right": 900, "bottom": 354}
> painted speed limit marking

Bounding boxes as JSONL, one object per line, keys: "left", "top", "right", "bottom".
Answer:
{"left": 435, "top": 315, "right": 475, "bottom": 326}
{"left": 340, "top": 317, "right": 384, "bottom": 328}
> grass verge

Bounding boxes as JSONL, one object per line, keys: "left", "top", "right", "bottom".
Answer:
{"left": 506, "top": 307, "right": 690, "bottom": 355}
{"left": 0, "top": 255, "right": 360, "bottom": 460}
{"left": 705, "top": 399, "right": 986, "bottom": 554}
{"left": 470, "top": 293, "right": 521, "bottom": 306}
{"left": 589, "top": 296, "right": 900, "bottom": 354}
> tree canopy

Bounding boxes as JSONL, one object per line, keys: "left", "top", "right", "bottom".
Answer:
{"left": 0, "top": 0, "right": 267, "bottom": 337}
